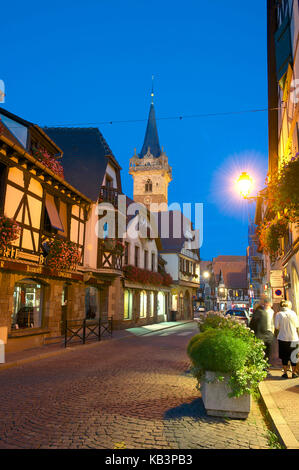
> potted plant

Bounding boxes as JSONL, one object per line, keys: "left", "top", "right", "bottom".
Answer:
{"left": 187, "top": 314, "right": 268, "bottom": 419}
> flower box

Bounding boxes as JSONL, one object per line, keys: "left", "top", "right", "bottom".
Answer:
{"left": 201, "top": 371, "right": 251, "bottom": 419}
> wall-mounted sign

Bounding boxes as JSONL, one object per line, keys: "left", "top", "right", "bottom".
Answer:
{"left": 270, "top": 270, "right": 283, "bottom": 288}
{"left": 272, "top": 288, "right": 284, "bottom": 300}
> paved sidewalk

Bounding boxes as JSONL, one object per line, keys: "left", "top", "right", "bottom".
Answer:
{"left": 0, "top": 320, "right": 193, "bottom": 371}
{"left": 259, "top": 368, "right": 299, "bottom": 449}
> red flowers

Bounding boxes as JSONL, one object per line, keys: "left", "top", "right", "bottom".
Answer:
{"left": 257, "top": 216, "right": 289, "bottom": 262}
{"left": 123, "top": 265, "right": 173, "bottom": 286}
{"left": 46, "top": 238, "right": 81, "bottom": 271}
{"left": 0, "top": 216, "right": 20, "bottom": 249}
{"left": 32, "top": 146, "right": 64, "bottom": 179}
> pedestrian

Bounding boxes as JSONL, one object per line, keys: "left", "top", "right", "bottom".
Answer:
{"left": 249, "top": 299, "right": 275, "bottom": 367}
{"left": 275, "top": 300, "right": 299, "bottom": 379}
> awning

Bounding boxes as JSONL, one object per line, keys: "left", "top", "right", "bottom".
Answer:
{"left": 45, "top": 194, "right": 64, "bottom": 231}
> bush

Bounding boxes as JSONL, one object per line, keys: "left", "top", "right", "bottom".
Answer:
{"left": 187, "top": 316, "right": 268, "bottom": 398}
{"left": 198, "top": 313, "right": 230, "bottom": 333}
{"left": 188, "top": 329, "right": 249, "bottom": 374}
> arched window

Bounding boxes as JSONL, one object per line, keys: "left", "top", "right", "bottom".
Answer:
{"left": 145, "top": 179, "right": 152, "bottom": 193}
{"left": 140, "top": 290, "right": 147, "bottom": 318}
{"left": 12, "top": 279, "right": 44, "bottom": 329}
{"left": 157, "top": 292, "right": 165, "bottom": 316}
{"left": 124, "top": 289, "right": 133, "bottom": 320}
{"left": 150, "top": 292, "right": 155, "bottom": 317}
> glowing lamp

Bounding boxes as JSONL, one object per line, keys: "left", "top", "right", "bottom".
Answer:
{"left": 236, "top": 172, "right": 253, "bottom": 198}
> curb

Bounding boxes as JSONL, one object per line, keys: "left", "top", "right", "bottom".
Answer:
{"left": 0, "top": 320, "right": 194, "bottom": 372}
{"left": 259, "top": 381, "right": 299, "bottom": 449}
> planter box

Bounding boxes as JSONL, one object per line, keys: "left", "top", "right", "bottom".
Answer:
{"left": 201, "top": 371, "right": 251, "bottom": 419}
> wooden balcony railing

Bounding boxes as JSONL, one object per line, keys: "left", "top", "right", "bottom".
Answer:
{"left": 97, "top": 239, "right": 123, "bottom": 271}
{"left": 99, "top": 186, "right": 119, "bottom": 206}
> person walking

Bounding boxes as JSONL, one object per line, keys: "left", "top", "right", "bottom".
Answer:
{"left": 249, "top": 299, "right": 275, "bottom": 366}
{"left": 275, "top": 300, "right": 299, "bottom": 379}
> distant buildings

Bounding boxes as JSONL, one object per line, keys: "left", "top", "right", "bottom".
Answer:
{"left": 200, "top": 256, "right": 249, "bottom": 312}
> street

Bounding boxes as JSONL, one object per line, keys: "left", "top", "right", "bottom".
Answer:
{"left": 0, "top": 323, "right": 270, "bottom": 449}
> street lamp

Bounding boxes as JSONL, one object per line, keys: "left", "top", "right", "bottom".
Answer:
{"left": 203, "top": 271, "right": 210, "bottom": 279}
{"left": 236, "top": 172, "right": 254, "bottom": 199}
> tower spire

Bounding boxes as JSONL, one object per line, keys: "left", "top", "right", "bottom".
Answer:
{"left": 139, "top": 79, "right": 161, "bottom": 158}
{"left": 151, "top": 75, "right": 154, "bottom": 104}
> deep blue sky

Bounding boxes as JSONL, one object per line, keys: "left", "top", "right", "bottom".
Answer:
{"left": 1, "top": 0, "right": 268, "bottom": 260}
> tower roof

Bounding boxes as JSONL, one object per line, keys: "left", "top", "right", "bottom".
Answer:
{"left": 139, "top": 103, "right": 161, "bottom": 158}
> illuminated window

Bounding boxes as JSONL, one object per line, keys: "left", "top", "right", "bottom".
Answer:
{"left": 12, "top": 279, "right": 43, "bottom": 330}
{"left": 150, "top": 292, "right": 155, "bottom": 317}
{"left": 140, "top": 290, "right": 147, "bottom": 318}
{"left": 157, "top": 292, "right": 165, "bottom": 316}
{"left": 124, "top": 289, "right": 133, "bottom": 320}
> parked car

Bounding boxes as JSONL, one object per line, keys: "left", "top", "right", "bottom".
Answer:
{"left": 225, "top": 308, "right": 250, "bottom": 326}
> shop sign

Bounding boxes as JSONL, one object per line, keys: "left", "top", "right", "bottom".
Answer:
{"left": 270, "top": 270, "right": 283, "bottom": 288}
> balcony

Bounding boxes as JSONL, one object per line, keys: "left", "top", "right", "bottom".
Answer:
{"left": 97, "top": 239, "right": 123, "bottom": 271}
{"left": 98, "top": 186, "right": 119, "bottom": 207}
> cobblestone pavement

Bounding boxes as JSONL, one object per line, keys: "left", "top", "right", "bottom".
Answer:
{"left": 0, "top": 323, "right": 270, "bottom": 449}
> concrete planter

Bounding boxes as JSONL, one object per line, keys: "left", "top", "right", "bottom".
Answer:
{"left": 201, "top": 371, "right": 251, "bottom": 419}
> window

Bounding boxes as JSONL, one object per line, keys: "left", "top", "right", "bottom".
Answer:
{"left": 85, "top": 287, "right": 99, "bottom": 319}
{"left": 140, "top": 291, "right": 147, "bottom": 318}
{"left": 145, "top": 179, "right": 152, "bottom": 192}
{"left": 124, "top": 289, "right": 133, "bottom": 320}
{"left": 44, "top": 194, "right": 64, "bottom": 233}
{"left": 144, "top": 250, "right": 148, "bottom": 270}
{"left": 151, "top": 253, "right": 155, "bottom": 271}
{"left": 124, "top": 242, "right": 129, "bottom": 265}
{"left": 12, "top": 279, "right": 44, "bottom": 329}
{"left": 150, "top": 292, "right": 155, "bottom": 317}
{"left": 106, "top": 175, "right": 113, "bottom": 189}
{"left": 0, "top": 162, "right": 7, "bottom": 213}
{"left": 157, "top": 292, "right": 165, "bottom": 316}
{"left": 135, "top": 245, "right": 139, "bottom": 267}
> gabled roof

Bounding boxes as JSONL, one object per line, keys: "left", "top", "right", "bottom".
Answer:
{"left": 212, "top": 256, "right": 247, "bottom": 289}
{"left": 139, "top": 103, "right": 161, "bottom": 158}
{"left": 43, "top": 127, "right": 121, "bottom": 201}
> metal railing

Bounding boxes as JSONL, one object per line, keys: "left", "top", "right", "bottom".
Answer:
{"left": 63, "top": 317, "right": 113, "bottom": 348}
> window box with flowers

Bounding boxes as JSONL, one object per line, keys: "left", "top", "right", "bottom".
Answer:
{"left": 257, "top": 216, "right": 289, "bottom": 262}
{"left": 46, "top": 238, "right": 81, "bottom": 271}
{"left": 0, "top": 216, "right": 20, "bottom": 250}
{"left": 32, "top": 146, "right": 64, "bottom": 179}
{"left": 123, "top": 265, "right": 173, "bottom": 287}
{"left": 100, "top": 239, "right": 124, "bottom": 255}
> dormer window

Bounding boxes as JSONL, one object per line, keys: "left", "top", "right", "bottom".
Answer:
{"left": 145, "top": 179, "right": 152, "bottom": 192}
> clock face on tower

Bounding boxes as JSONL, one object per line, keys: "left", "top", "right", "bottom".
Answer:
{"left": 144, "top": 196, "right": 152, "bottom": 205}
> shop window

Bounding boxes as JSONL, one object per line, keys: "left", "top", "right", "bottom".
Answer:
{"left": 157, "top": 292, "right": 165, "bottom": 316}
{"left": 124, "top": 289, "right": 133, "bottom": 320}
{"left": 85, "top": 287, "right": 99, "bottom": 319}
{"left": 140, "top": 290, "right": 147, "bottom": 318}
{"left": 150, "top": 291, "right": 155, "bottom": 317}
{"left": 12, "top": 279, "right": 44, "bottom": 329}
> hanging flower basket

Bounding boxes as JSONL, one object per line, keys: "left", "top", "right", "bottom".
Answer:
{"left": 266, "top": 153, "right": 299, "bottom": 223}
{"left": 46, "top": 238, "right": 81, "bottom": 271}
{"left": 257, "top": 216, "right": 289, "bottom": 262}
{"left": 0, "top": 216, "right": 20, "bottom": 250}
{"left": 32, "top": 146, "right": 64, "bottom": 179}
{"left": 100, "top": 239, "right": 124, "bottom": 255}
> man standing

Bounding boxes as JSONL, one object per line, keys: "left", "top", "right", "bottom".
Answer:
{"left": 249, "top": 298, "right": 275, "bottom": 366}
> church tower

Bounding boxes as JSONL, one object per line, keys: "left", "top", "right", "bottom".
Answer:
{"left": 129, "top": 93, "right": 172, "bottom": 210}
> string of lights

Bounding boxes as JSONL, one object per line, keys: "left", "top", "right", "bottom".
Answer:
{"left": 44, "top": 106, "right": 283, "bottom": 128}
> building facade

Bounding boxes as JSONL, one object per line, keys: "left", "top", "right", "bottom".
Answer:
{"left": 255, "top": 0, "right": 299, "bottom": 313}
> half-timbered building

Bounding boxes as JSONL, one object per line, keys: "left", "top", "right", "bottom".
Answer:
{"left": 0, "top": 108, "right": 94, "bottom": 352}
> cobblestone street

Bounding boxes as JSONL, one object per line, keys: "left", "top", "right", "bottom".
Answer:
{"left": 0, "top": 323, "right": 270, "bottom": 449}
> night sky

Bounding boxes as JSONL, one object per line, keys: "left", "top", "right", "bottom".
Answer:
{"left": 1, "top": 0, "right": 269, "bottom": 260}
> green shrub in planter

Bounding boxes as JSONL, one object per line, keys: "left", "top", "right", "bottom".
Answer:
{"left": 198, "top": 314, "right": 229, "bottom": 333}
{"left": 187, "top": 318, "right": 268, "bottom": 398}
